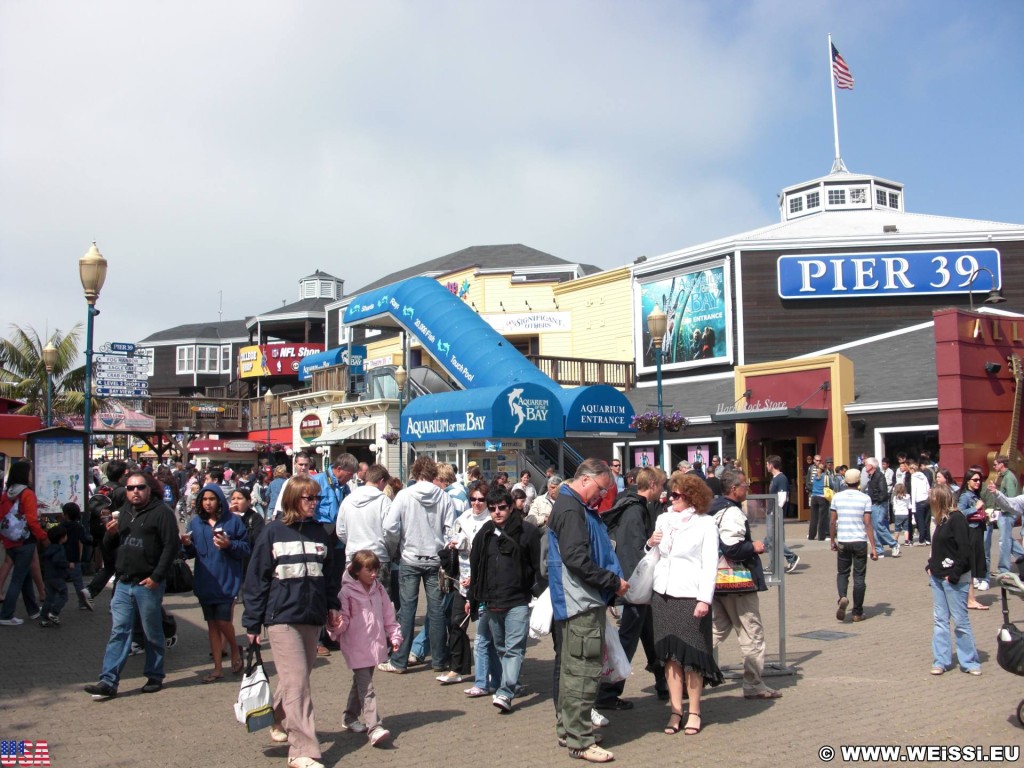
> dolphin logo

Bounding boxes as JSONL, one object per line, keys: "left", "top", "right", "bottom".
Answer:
{"left": 438, "top": 340, "right": 450, "bottom": 356}
{"left": 508, "top": 388, "right": 526, "bottom": 433}
{"left": 402, "top": 306, "right": 414, "bottom": 318}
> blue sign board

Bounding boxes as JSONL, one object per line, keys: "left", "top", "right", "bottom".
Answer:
{"left": 401, "top": 382, "right": 564, "bottom": 442}
{"left": 777, "top": 248, "right": 1000, "bottom": 300}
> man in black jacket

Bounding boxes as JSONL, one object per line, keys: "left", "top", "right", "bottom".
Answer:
{"left": 865, "top": 458, "right": 900, "bottom": 558}
{"left": 595, "top": 467, "right": 666, "bottom": 709}
{"left": 84, "top": 472, "right": 179, "bottom": 699}
{"left": 468, "top": 486, "right": 540, "bottom": 714}
{"left": 84, "top": 459, "right": 129, "bottom": 601}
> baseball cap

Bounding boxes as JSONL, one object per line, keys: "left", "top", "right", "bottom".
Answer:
{"left": 844, "top": 468, "right": 861, "bottom": 485}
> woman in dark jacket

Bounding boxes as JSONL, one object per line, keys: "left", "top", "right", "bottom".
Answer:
{"left": 182, "top": 483, "right": 249, "bottom": 682}
{"left": 242, "top": 475, "right": 341, "bottom": 768}
{"left": 927, "top": 485, "right": 981, "bottom": 676}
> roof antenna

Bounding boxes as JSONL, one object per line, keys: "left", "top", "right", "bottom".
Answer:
{"left": 218, "top": 290, "right": 223, "bottom": 322}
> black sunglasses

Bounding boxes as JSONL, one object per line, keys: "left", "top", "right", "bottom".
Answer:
{"left": 299, "top": 495, "right": 323, "bottom": 502}
{"left": 488, "top": 503, "right": 509, "bottom": 512}
{"left": 470, "top": 497, "right": 486, "bottom": 503}
{"left": 668, "top": 491, "right": 682, "bottom": 501}
{"left": 125, "top": 484, "right": 148, "bottom": 491}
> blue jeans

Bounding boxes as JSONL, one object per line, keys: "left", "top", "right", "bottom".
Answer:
{"left": 474, "top": 604, "right": 500, "bottom": 691}
{"left": 411, "top": 591, "right": 454, "bottom": 665}
{"left": 871, "top": 504, "right": 898, "bottom": 552}
{"left": 393, "top": 562, "right": 446, "bottom": 671}
{"left": 996, "top": 514, "right": 1024, "bottom": 573}
{"left": 929, "top": 575, "right": 980, "bottom": 671}
{"left": 486, "top": 604, "right": 530, "bottom": 702}
{"left": 1, "top": 542, "right": 40, "bottom": 620}
{"left": 99, "top": 580, "right": 167, "bottom": 687}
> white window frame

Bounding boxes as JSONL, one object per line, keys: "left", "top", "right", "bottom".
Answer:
{"left": 196, "top": 345, "right": 221, "bottom": 373}
{"left": 221, "top": 345, "right": 232, "bottom": 376}
{"left": 850, "top": 187, "right": 867, "bottom": 205}
{"left": 176, "top": 345, "right": 195, "bottom": 374}
{"left": 789, "top": 196, "right": 803, "bottom": 214}
{"left": 806, "top": 191, "right": 820, "bottom": 209}
{"left": 827, "top": 188, "right": 846, "bottom": 206}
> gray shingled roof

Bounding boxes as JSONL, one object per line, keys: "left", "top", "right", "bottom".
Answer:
{"left": 255, "top": 296, "right": 333, "bottom": 318}
{"left": 352, "top": 244, "right": 600, "bottom": 294}
{"left": 139, "top": 320, "right": 250, "bottom": 344}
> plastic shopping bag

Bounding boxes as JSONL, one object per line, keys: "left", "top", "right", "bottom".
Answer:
{"left": 601, "top": 612, "right": 631, "bottom": 683}
{"left": 529, "top": 587, "right": 553, "bottom": 639}
{"left": 623, "top": 548, "right": 659, "bottom": 605}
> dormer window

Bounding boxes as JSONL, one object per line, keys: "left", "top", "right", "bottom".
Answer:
{"left": 789, "top": 196, "right": 804, "bottom": 214}
{"left": 828, "top": 189, "right": 846, "bottom": 205}
{"left": 888, "top": 192, "right": 900, "bottom": 209}
{"left": 876, "top": 189, "right": 887, "bottom": 206}
{"left": 850, "top": 188, "right": 866, "bottom": 204}
{"left": 806, "top": 191, "right": 820, "bottom": 209}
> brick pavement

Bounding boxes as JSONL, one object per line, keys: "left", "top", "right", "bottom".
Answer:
{"left": 2, "top": 526, "right": 1023, "bottom": 768}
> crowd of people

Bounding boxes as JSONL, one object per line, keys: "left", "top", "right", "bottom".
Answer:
{"left": 2, "top": 447, "right": 1023, "bottom": 767}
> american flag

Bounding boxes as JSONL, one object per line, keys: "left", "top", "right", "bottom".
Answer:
{"left": 831, "top": 43, "right": 854, "bottom": 90}
{"left": 0, "top": 740, "right": 50, "bottom": 766}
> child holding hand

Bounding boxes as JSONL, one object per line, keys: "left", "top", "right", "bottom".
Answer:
{"left": 327, "top": 550, "right": 402, "bottom": 747}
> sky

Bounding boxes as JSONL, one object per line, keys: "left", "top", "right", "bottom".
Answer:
{"left": 2, "top": 0, "right": 1022, "bottom": 353}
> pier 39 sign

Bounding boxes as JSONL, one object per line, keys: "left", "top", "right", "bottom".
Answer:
{"left": 777, "top": 248, "right": 1000, "bottom": 300}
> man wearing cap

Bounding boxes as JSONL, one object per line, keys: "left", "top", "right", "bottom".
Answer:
{"left": 829, "top": 468, "right": 877, "bottom": 622}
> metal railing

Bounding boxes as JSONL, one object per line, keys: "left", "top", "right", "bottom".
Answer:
{"left": 526, "top": 355, "right": 634, "bottom": 391}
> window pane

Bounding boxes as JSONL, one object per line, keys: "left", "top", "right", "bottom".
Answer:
{"left": 806, "top": 192, "right": 819, "bottom": 208}
{"left": 789, "top": 197, "right": 803, "bottom": 213}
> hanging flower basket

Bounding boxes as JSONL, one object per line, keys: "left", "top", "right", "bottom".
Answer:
{"left": 382, "top": 431, "right": 400, "bottom": 445}
{"left": 663, "top": 411, "right": 687, "bottom": 432}
{"left": 629, "top": 411, "right": 662, "bottom": 432}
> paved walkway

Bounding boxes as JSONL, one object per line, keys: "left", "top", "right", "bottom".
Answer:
{"left": 2, "top": 528, "right": 1023, "bottom": 767}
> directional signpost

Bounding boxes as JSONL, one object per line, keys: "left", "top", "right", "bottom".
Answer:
{"left": 94, "top": 341, "right": 150, "bottom": 398}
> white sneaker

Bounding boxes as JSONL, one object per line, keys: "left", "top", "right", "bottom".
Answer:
{"left": 342, "top": 720, "right": 368, "bottom": 733}
{"left": 978, "top": 579, "right": 990, "bottom": 591}
{"left": 368, "top": 726, "right": 391, "bottom": 747}
{"left": 591, "top": 708, "right": 610, "bottom": 727}
{"left": 0, "top": 617, "right": 24, "bottom": 626}
{"left": 891, "top": 544, "right": 901, "bottom": 558}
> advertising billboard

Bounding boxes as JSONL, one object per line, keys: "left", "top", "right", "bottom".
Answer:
{"left": 239, "top": 344, "right": 325, "bottom": 378}
{"left": 635, "top": 261, "right": 732, "bottom": 374}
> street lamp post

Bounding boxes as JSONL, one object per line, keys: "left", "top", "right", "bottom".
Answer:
{"left": 647, "top": 305, "right": 667, "bottom": 469}
{"left": 79, "top": 243, "right": 108, "bottom": 450}
{"left": 42, "top": 340, "right": 57, "bottom": 428}
{"left": 395, "top": 364, "right": 407, "bottom": 481}
{"left": 264, "top": 388, "right": 274, "bottom": 469}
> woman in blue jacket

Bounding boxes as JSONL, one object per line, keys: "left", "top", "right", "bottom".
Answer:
{"left": 182, "top": 483, "right": 250, "bottom": 682}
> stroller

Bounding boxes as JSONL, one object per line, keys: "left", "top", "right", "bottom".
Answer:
{"left": 995, "top": 568, "right": 1024, "bottom": 727}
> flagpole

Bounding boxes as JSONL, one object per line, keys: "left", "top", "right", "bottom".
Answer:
{"left": 828, "top": 33, "right": 847, "bottom": 173}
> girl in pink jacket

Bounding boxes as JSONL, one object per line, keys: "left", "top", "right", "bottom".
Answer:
{"left": 327, "top": 550, "right": 402, "bottom": 747}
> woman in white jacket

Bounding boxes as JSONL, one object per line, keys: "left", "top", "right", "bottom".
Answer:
{"left": 647, "top": 472, "right": 722, "bottom": 737}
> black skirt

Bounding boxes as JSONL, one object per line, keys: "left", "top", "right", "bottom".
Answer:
{"left": 651, "top": 592, "right": 723, "bottom": 687}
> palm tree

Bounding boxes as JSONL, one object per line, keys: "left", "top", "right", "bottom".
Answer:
{"left": 0, "top": 324, "right": 86, "bottom": 422}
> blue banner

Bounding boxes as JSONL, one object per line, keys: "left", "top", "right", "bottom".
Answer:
{"left": 401, "top": 383, "right": 564, "bottom": 441}
{"left": 298, "top": 345, "right": 366, "bottom": 381}
{"left": 777, "top": 248, "right": 1000, "bottom": 300}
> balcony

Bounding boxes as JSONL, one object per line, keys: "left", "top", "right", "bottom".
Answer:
{"left": 526, "top": 355, "right": 634, "bottom": 391}
{"left": 142, "top": 396, "right": 290, "bottom": 433}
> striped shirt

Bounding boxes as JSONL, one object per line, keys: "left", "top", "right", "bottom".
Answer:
{"left": 830, "top": 489, "right": 871, "bottom": 542}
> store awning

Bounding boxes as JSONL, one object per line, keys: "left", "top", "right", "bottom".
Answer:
{"left": 311, "top": 422, "right": 377, "bottom": 445}
{"left": 559, "top": 384, "right": 635, "bottom": 435}
{"left": 401, "top": 382, "right": 565, "bottom": 442}
{"left": 710, "top": 407, "right": 829, "bottom": 424}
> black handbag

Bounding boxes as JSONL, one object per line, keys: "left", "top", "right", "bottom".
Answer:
{"left": 165, "top": 556, "right": 194, "bottom": 594}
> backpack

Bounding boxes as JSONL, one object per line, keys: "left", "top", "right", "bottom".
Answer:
{"left": 0, "top": 498, "right": 29, "bottom": 543}
{"left": 88, "top": 484, "right": 115, "bottom": 518}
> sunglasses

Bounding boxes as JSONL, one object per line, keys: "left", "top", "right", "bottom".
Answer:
{"left": 488, "top": 503, "right": 510, "bottom": 512}
{"left": 125, "top": 484, "right": 147, "bottom": 491}
{"left": 668, "top": 491, "right": 682, "bottom": 501}
{"left": 470, "top": 497, "right": 486, "bottom": 503}
{"left": 299, "top": 495, "right": 323, "bottom": 502}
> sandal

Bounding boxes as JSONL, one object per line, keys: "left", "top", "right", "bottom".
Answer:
{"left": 664, "top": 709, "right": 684, "bottom": 735}
{"left": 684, "top": 713, "right": 702, "bottom": 736}
{"left": 201, "top": 672, "right": 224, "bottom": 684}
